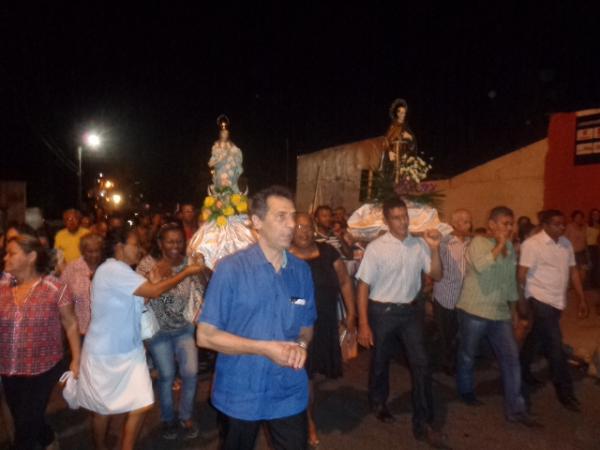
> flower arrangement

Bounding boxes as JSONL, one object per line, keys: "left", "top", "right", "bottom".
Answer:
{"left": 397, "top": 153, "right": 432, "bottom": 184}
{"left": 368, "top": 150, "right": 443, "bottom": 207}
{"left": 201, "top": 187, "right": 249, "bottom": 226}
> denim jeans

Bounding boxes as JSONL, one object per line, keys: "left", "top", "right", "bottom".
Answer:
{"left": 147, "top": 324, "right": 198, "bottom": 422}
{"left": 520, "top": 298, "right": 573, "bottom": 398}
{"left": 368, "top": 300, "right": 433, "bottom": 435}
{"left": 456, "top": 310, "right": 526, "bottom": 419}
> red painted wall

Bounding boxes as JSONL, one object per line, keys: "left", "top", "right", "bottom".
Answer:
{"left": 544, "top": 112, "right": 600, "bottom": 213}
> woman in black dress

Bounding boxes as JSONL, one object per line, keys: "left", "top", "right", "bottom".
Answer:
{"left": 290, "top": 212, "right": 357, "bottom": 447}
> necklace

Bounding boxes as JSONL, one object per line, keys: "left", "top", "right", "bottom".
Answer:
{"left": 11, "top": 278, "right": 42, "bottom": 322}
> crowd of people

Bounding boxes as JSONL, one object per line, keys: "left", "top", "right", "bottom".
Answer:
{"left": 0, "top": 189, "right": 599, "bottom": 450}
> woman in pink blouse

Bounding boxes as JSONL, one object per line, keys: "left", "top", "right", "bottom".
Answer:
{"left": 0, "top": 231, "right": 81, "bottom": 450}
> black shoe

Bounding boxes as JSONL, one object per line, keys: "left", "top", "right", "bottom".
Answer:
{"left": 161, "top": 421, "right": 178, "bottom": 440}
{"left": 523, "top": 372, "right": 544, "bottom": 387}
{"left": 415, "top": 425, "right": 452, "bottom": 449}
{"left": 507, "top": 413, "right": 544, "bottom": 428}
{"left": 372, "top": 405, "right": 396, "bottom": 423}
{"left": 558, "top": 395, "right": 581, "bottom": 412}
{"left": 460, "top": 393, "right": 483, "bottom": 406}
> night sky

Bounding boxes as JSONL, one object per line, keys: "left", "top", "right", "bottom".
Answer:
{"left": 2, "top": 3, "right": 600, "bottom": 217}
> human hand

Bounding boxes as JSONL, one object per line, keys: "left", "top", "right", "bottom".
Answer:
{"left": 423, "top": 229, "right": 442, "bottom": 249}
{"left": 578, "top": 299, "right": 590, "bottom": 319}
{"left": 358, "top": 323, "right": 374, "bottom": 348}
{"left": 493, "top": 228, "right": 508, "bottom": 245}
{"left": 286, "top": 343, "right": 308, "bottom": 370}
{"left": 189, "top": 252, "right": 205, "bottom": 266}
{"left": 263, "top": 341, "right": 306, "bottom": 369}
{"left": 345, "top": 314, "right": 357, "bottom": 335}
{"left": 184, "top": 264, "right": 204, "bottom": 276}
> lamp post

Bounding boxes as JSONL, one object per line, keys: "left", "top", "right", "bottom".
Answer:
{"left": 77, "top": 132, "right": 101, "bottom": 209}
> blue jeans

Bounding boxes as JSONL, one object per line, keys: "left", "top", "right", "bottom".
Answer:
{"left": 456, "top": 310, "right": 526, "bottom": 419}
{"left": 147, "top": 324, "right": 198, "bottom": 422}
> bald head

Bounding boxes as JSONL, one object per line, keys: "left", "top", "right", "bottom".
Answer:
{"left": 451, "top": 209, "right": 472, "bottom": 237}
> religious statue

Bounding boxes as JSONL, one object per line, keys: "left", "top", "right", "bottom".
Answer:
{"left": 208, "top": 115, "right": 243, "bottom": 193}
{"left": 187, "top": 114, "right": 255, "bottom": 269}
{"left": 349, "top": 98, "right": 451, "bottom": 241}
{"left": 381, "top": 98, "right": 417, "bottom": 182}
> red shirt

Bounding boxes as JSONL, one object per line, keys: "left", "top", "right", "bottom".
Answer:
{"left": 0, "top": 273, "right": 72, "bottom": 375}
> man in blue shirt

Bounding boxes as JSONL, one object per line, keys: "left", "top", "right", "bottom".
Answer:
{"left": 197, "top": 186, "right": 316, "bottom": 450}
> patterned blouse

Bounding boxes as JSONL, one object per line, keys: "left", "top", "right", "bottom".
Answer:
{"left": 60, "top": 257, "right": 92, "bottom": 334}
{"left": 136, "top": 255, "right": 206, "bottom": 331}
{"left": 0, "top": 273, "right": 72, "bottom": 375}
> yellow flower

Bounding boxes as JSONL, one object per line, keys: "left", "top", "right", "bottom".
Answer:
{"left": 236, "top": 201, "right": 248, "bottom": 213}
{"left": 223, "top": 206, "right": 235, "bottom": 217}
{"left": 216, "top": 215, "right": 228, "bottom": 227}
{"left": 230, "top": 194, "right": 242, "bottom": 206}
{"left": 203, "top": 196, "right": 216, "bottom": 208}
{"left": 201, "top": 208, "right": 211, "bottom": 222}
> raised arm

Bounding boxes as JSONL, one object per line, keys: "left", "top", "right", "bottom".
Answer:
{"left": 134, "top": 264, "right": 204, "bottom": 300}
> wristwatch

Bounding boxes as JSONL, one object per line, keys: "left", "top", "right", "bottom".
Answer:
{"left": 296, "top": 339, "right": 308, "bottom": 350}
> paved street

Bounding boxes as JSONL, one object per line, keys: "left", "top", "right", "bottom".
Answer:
{"left": 2, "top": 290, "right": 600, "bottom": 450}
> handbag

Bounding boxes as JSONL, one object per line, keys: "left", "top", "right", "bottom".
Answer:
{"left": 59, "top": 371, "right": 80, "bottom": 409}
{"left": 141, "top": 304, "right": 160, "bottom": 340}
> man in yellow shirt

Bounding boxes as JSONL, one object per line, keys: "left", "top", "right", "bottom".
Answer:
{"left": 54, "top": 209, "right": 90, "bottom": 264}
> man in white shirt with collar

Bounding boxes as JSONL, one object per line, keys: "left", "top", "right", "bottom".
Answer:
{"left": 519, "top": 209, "right": 589, "bottom": 412}
{"left": 356, "top": 197, "right": 445, "bottom": 447}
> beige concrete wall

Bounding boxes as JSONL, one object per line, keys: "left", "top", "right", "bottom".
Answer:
{"left": 296, "top": 137, "right": 384, "bottom": 213}
{"left": 296, "top": 137, "right": 547, "bottom": 228}
{"left": 435, "top": 139, "right": 548, "bottom": 228}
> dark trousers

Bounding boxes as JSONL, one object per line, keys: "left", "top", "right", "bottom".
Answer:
{"left": 1, "top": 360, "right": 64, "bottom": 450}
{"left": 433, "top": 300, "right": 458, "bottom": 370}
{"left": 367, "top": 300, "right": 433, "bottom": 435}
{"left": 218, "top": 410, "right": 307, "bottom": 450}
{"left": 520, "top": 298, "right": 573, "bottom": 398}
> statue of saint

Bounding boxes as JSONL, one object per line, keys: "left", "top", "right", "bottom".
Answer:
{"left": 208, "top": 115, "right": 243, "bottom": 193}
{"left": 381, "top": 98, "right": 417, "bottom": 182}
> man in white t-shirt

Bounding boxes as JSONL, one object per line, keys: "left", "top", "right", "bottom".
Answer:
{"left": 356, "top": 197, "right": 446, "bottom": 447}
{"left": 518, "top": 209, "right": 588, "bottom": 412}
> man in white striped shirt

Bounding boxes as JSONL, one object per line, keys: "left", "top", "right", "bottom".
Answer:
{"left": 433, "top": 209, "right": 472, "bottom": 375}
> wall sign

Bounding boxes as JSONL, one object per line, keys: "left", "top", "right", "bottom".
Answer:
{"left": 575, "top": 112, "right": 600, "bottom": 165}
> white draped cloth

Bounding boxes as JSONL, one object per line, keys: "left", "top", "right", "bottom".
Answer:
{"left": 348, "top": 201, "right": 453, "bottom": 242}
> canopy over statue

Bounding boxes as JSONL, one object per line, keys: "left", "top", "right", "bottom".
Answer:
{"left": 188, "top": 115, "right": 255, "bottom": 269}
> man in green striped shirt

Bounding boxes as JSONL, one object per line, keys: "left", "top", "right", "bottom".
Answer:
{"left": 456, "top": 206, "right": 539, "bottom": 427}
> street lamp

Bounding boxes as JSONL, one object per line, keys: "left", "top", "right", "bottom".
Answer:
{"left": 78, "top": 132, "right": 102, "bottom": 208}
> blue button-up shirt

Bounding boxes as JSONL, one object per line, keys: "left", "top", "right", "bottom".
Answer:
{"left": 199, "top": 244, "right": 317, "bottom": 420}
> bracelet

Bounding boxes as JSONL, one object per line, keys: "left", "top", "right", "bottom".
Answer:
{"left": 296, "top": 339, "right": 308, "bottom": 350}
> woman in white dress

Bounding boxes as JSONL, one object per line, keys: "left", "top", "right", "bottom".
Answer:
{"left": 78, "top": 229, "right": 204, "bottom": 450}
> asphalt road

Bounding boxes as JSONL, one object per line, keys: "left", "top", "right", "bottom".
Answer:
{"left": 2, "top": 292, "right": 600, "bottom": 450}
